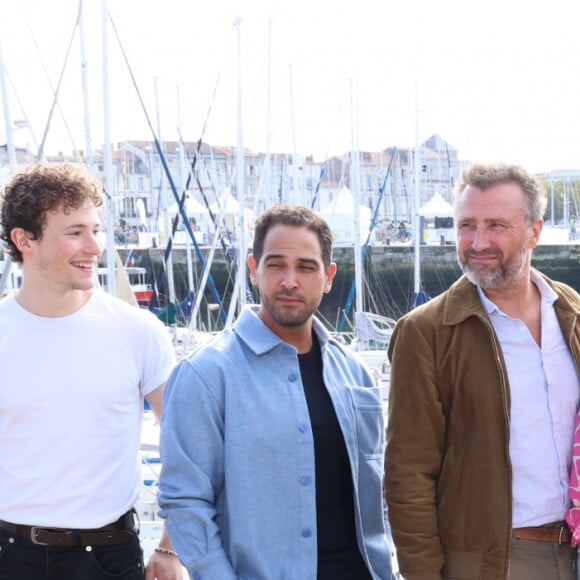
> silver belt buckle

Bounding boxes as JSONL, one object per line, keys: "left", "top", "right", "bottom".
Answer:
{"left": 559, "top": 526, "right": 565, "bottom": 544}
{"left": 30, "top": 527, "right": 49, "bottom": 545}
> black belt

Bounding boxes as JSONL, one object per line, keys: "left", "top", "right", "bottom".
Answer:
{"left": 0, "top": 510, "right": 137, "bottom": 547}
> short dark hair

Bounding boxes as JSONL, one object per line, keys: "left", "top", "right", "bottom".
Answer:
{"left": 1, "top": 163, "right": 103, "bottom": 262}
{"left": 454, "top": 163, "right": 547, "bottom": 224}
{"left": 252, "top": 204, "right": 333, "bottom": 267}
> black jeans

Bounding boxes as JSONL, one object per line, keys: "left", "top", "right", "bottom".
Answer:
{"left": 0, "top": 525, "right": 144, "bottom": 580}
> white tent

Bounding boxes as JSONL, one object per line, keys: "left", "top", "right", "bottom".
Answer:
{"left": 319, "top": 186, "right": 372, "bottom": 244}
{"left": 210, "top": 187, "right": 240, "bottom": 215}
{"left": 168, "top": 196, "right": 209, "bottom": 217}
{"left": 418, "top": 192, "right": 454, "bottom": 218}
{"left": 207, "top": 187, "right": 243, "bottom": 242}
{"left": 166, "top": 196, "right": 211, "bottom": 244}
{"left": 419, "top": 192, "right": 456, "bottom": 244}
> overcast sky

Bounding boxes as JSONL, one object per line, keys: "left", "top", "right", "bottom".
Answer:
{"left": 1, "top": 0, "right": 579, "bottom": 174}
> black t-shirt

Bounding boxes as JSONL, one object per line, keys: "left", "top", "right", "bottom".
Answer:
{"left": 298, "top": 334, "right": 372, "bottom": 580}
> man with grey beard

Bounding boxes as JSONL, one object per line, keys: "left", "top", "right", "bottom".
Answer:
{"left": 385, "top": 163, "right": 580, "bottom": 580}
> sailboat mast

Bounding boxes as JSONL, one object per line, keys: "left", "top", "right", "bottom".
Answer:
{"left": 264, "top": 19, "right": 272, "bottom": 209}
{"left": 177, "top": 85, "right": 194, "bottom": 295}
{"left": 101, "top": 0, "right": 116, "bottom": 296}
{"left": 235, "top": 18, "right": 247, "bottom": 315}
{"left": 289, "top": 64, "right": 300, "bottom": 205}
{"left": 253, "top": 18, "right": 273, "bottom": 215}
{"left": 154, "top": 77, "right": 176, "bottom": 305}
{"left": 0, "top": 42, "right": 16, "bottom": 167}
{"left": 350, "top": 78, "right": 363, "bottom": 316}
{"left": 413, "top": 84, "right": 421, "bottom": 297}
{"left": 79, "top": 1, "right": 93, "bottom": 167}
{"left": 0, "top": 41, "right": 15, "bottom": 296}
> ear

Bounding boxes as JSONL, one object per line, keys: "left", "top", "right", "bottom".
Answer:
{"left": 247, "top": 254, "right": 258, "bottom": 285}
{"left": 529, "top": 218, "right": 543, "bottom": 249}
{"left": 10, "top": 228, "right": 35, "bottom": 256}
{"left": 324, "top": 262, "right": 337, "bottom": 293}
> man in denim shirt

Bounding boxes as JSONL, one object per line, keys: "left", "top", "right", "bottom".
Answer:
{"left": 158, "top": 204, "right": 395, "bottom": 579}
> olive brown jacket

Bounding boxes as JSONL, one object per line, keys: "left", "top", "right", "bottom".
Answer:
{"left": 385, "top": 272, "right": 580, "bottom": 580}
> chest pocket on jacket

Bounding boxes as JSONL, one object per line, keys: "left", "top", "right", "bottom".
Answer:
{"left": 347, "top": 386, "right": 385, "bottom": 459}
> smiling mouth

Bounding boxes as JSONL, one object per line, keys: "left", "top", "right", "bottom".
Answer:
{"left": 470, "top": 255, "right": 496, "bottom": 261}
{"left": 71, "top": 261, "right": 95, "bottom": 269}
{"left": 466, "top": 251, "right": 500, "bottom": 261}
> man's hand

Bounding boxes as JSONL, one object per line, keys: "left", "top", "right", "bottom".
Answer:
{"left": 145, "top": 549, "right": 184, "bottom": 580}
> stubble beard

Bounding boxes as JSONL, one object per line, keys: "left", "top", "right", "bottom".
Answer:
{"left": 260, "top": 294, "right": 319, "bottom": 328}
{"left": 459, "top": 247, "right": 529, "bottom": 290}
{"left": 37, "top": 256, "right": 95, "bottom": 293}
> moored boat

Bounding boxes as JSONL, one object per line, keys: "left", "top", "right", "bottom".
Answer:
{"left": 97, "top": 266, "right": 153, "bottom": 307}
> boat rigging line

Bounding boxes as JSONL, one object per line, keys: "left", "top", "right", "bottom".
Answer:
{"left": 35, "top": 0, "right": 84, "bottom": 162}
{"left": 107, "top": 9, "right": 228, "bottom": 322}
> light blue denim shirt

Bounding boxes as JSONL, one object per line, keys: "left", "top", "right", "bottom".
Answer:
{"left": 158, "top": 305, "right": 395, "bottom": 580}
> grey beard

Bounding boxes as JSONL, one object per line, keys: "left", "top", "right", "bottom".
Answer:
{"left": 459, "top": 251, "right": 528, "bottom": 290}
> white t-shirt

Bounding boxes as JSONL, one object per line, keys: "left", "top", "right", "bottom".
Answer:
{"left": 0, "top": 289, "right": 176, "bottom": 528}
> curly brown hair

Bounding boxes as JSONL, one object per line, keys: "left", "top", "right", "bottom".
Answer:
{"left": 1, "top": 163, "right": 103, "bottom": 262}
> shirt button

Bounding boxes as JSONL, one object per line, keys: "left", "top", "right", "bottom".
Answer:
{"left": 192, "top": 573, "right": 203, "bottom": 580}
{"left": 283, "top": 345, "right": 293, "bottom": 354}
{"left": 298, "top": 423, "right": 308, "bottom": 433}
{"left": 302, "top": 529, "right": 312, "bottom": 538}
{"left": 288, "top": 372, "right": 298, "bottom": 382}
{"left": 300, "top": 475, "right": 312, "bottom": 486}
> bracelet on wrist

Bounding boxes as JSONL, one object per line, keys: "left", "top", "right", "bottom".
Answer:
{"left": 154, "top": 546, "right": 178, "bottom": 557}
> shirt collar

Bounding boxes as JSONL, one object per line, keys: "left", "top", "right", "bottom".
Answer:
{"left": 234, "top": 305, "right": 331, "bottom": 355}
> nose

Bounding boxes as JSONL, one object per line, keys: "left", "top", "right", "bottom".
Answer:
{"left": 86, "top": 232, "right": 104, "bottom": 256}
{"left": 469, "top": 226, "right": 491, "bottom": 253}
{"left": 280, "top": 268, "right": 299, "bottom": 289}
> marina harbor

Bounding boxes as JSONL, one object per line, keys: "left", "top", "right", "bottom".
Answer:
{"left": 110, "top": 235, "right": 580, "bottom": 328}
